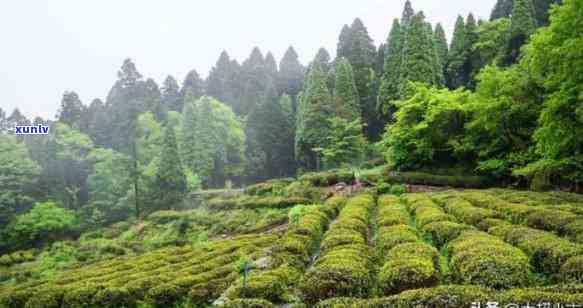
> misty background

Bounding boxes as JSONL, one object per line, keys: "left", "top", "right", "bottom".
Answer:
{"left": 0, "top": 0, "right": 495, "bottom": 119}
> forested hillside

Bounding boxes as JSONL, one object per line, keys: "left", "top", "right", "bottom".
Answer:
{"left": 1, "top": 0, "right": 582, "bottom": 307}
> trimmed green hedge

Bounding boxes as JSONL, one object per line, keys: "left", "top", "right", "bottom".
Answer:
{"left": 244, "top": 179, "right": 294, "bottom": 196}
{"left": 447, "top": 231, "right": 532, "bottom": 289}
{"left": 377, "top": 225, "right": 419, "bottom": 254}
{"left": 378, "top": 243, "right": 440, "bottom": 294}
{"left": 421, "top": 221, "right": 474, "bottom": 248}
{"left": 382, "top": 171, "right": 492, "bottom": 188}
{"left": 299, "top": 170, "right": 356, "bottom": 187}
{"left": 0, "top": 235, "right": 277, "bottom": 308}
{"left": 489, "top": 224, "right": 583, "bottom": 274}
{"left": 377, "top": 195, "right": 409, "bottom": 227}
{"left": 207, "top": 196, "right": 311, "bottom": 210}
{"left": 299, "top": 195, "right": 375, "bottom": 304}
{"left": 222, "top": 298, "right": 276, "bottom": 308}
{"left": 442, "top": 197, "right": 500, "bottom": 225}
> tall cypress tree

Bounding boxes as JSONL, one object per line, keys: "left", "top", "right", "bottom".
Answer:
{"left": 400, "top": 12, "right": 436, "bottom": 88}
{"left": 446, "top": 16, "right": 467, "bottom": 89}
{"left": 490, "top": 0, "right": 514, "bottom": 20}
{"left": 378, "top": 19, "right": 403, "bottom": 117}
{"left": 313, "top": 48, "right": 332, "bottom": 72}
{"left": 154, "top": 126, "right": 186, "bottom": 211}
{"left": 161, "top": 76, "right": 182, "bottom": 112}
{"left": 278, "top": 46, "right": 304, "bottom": 105}
{"left": 336, "top": 18, "right": 378, "bottom": 139}
{"left": 401, "top": 0, "right": 415, "bottom": 26}
{"left": 463, "top": 13, "right": 480, "bottom": 88}
{"left": 206, "top": 51, "right": 239, "bottom": 110}
{"left": 57, "top": 91, "right": 85, "bottom": 129}
{"left": 264, "top": 52, "right": 278, "bottom": 83}
{"left": 180, "top": 69, "right": 205, "bottom": 101}
{"left": 333, "top": 58, "right": 361, "bottom": 121}
{"left": 295, "top": 64, "right": 334, "bottom": 170}
{"left": 433, "top": 23, "right": 449, "bottom": 69}
{"left": 505, "top": 0, "right": 537, "bottom": 65}
{"left": 239, "top": 47, "right": 270, "bottom": 115}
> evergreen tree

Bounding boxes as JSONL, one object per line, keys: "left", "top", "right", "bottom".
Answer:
{"left": 313, "top": 48, "right": 332, "bottom": 72}
{"left": 239, "top": 47, "right": 270, "bottom": 115}
{"left": 378, "top": 19, "right": 403, "bottom": 117}
{"left": 144, "top": 78, "right": 164, "bottom": 121}
{"left": 463, "top": 13, "right": 480, "bottom": 88}
{"left": 336, "top": 18, "right": 378, "bottom": 139}
{"left": 246, "top": 83, "right": 295, "bottom": 180}
{"left": 446, "top": 16, "right": 467, "bottom": 89}
{"left": 333, "top": 58, "right": 361, "bottom": 121}
{"left": 337, "top": 24, "right": 352, "bottom": 59}
{"left": 265, "top": 52, "right": 278, "bottom": 83}
{"left": 180, "top": 69, "right": 205, "bottom": 100}
{"left": 402, "top": 0, "right": 415, "bottom": 25}
{"left": 7, "top": 108, "right": 30, "bottom": 130}
{"left": 161, "top": 75, "right": 182, "bottom": 112}
{"left": 490, "top": 0, "right": 514, "bottom": 20}
{"left": 505, "top": 0, "right": 537, "bottom": 65}
{"left": 206, "top": 51, "right": 239, "bottom": 110}
{"left": 277, "top": 46, "right": 304, "bottom": 104}
{"left": 57, "top": 91, "right": 85, "bottom": 129}
{"left": 376, "top": 43, "right": 386, "bottom": 75}
{"left": 433, "top": 23, "right": 449, "bottom": 70}
{"left": 83, "top": 99, "right": 109, "bottom": 147}
{"left": 400, "top": 12, "right": 436, "bottom": 87}
{"left": 154, "top": 126, "right": 186, "bottom": 211}
{"left": 295, "top": 64, "right": 335, "bottom": 170}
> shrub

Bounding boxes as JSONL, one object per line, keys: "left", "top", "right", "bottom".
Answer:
{"left": 491, "top": 225, "right": 583, "bottom": 274}
{"left": 244, "top": 179, "right": 292, "bottom": 196}
{"left": 148, "top": 210, "right": 182, "bottom": 224}
{"left": 368, "top": 285, "right": 492, "bottom": 308}
{"left": 497, "top": 289, "right": 583, "bottom": 306}
{"left": 378, "top": 257, "right": 439, "bottom": 295}
{"left": 226, "top": 265, "right": 301, "bottom": 302}
{"left": 525, "top": 209, "right": 578, "bottom": 233}
{"left": 22, "top": 287, "right": 64, "bottom": 308}
{"left": 414, "top": 206, "right": 456, "bottom": 228}
{"left": 383, "top": 172, "right": 491, "bottom": 188}
{"left": 320, "top": 230, "right": 366, "bottom": 253}
{"left": 11, "top": 202, "right": 77, "bottom": 242}
{"left": 565, "top": 220, "right": 583, "bottom": 243}
{"left": 560, "top": 256, "right": 583, "bottom": 283}
{"left": 443, "top": 197, "right": 500, "bottom": 225}
{"left": 447, "top": 231, "right": 532, "bottom": 289}
{"left": 377, "top": 225, "right": 419, "bottom": 254}
{"left": 222, "top": 299, "right": 275, "bottom": 308}
{"left": 316, "top": 297, "right": 364, "bottom": 307}
{"left": 283, "top": 181, "right": 324, "bottom": 200}
{"left": 299, "top": 245, "right": 372, "bottom": 304}
{"left": 421, "top": 221, "right": 474, "bottom": 248}
{"left": 299, "top": 170, "right": 356, "bottom": 187}
{"left": 389, "top": 185, "right": 407, "bottom": 196}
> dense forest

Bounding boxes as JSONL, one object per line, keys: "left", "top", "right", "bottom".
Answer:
{"left": 1, "top": 0, "right": 583, "bottom": 307}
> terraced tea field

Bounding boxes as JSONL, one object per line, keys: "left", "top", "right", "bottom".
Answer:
{"left": 3, "top": 189, "right": 583, "bottom": 307}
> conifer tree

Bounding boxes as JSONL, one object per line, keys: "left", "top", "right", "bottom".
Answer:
{"left": 154, "top": 126, "right": 186, "bottom": 211}
{"left": 264, "top": 52, "right": 278, "bottom": 83}
{"left": 400, "top": 12, "right": 436, "bottom": 87}
{"left": 378, "top": 19, "right": 403, "bottom": 116}
{"left": 505, "top": 0, "right": 537, "bottom": 65}
{"left": 278, "top": 46, "right": 304, "bottom": 103}
{"left": 463, "top": 13, "right": 480, "bottom": 88}
{"left": 333, "top": 58, "right": 361, "bottom": 121}
{"left": 161, "top": 76, "right": 182, "bottom": 112}
{"left": 490, "top": 0, "right": 514, "bottom": 20}
{"left": 180, "top": 69, "right": 205, "bottom": 100}
{"left": 446, "top": 16, "right": 467, "bottom": 89}
{"left": 433, "top": 23, "right": 449, "bottom": 69}
{"left": 336, "top": 18, "right": 378, "bottom": 139}
{"left": 427, "top": 23, "right": 445, "bottom": 87}
{"left": 239, "top": 47, "right": 270, "bottom": 115}
{"left": 313, "top": 48, "right": 332, "bottom": 72}
{"left": 401, "top": 0, "right": 415, "bottom": 26}
{"left": 57, "top": 91, "right": 85, "bottom": 129}
{"left": 206, "top": 51, "right": 239, "bottom": 110}
{"left": 295, "top": 64, "right": 334, "bottom": 170}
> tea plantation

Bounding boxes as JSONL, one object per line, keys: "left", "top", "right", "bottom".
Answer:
{"left": 3, "top": 176, "right": 583, "bottom": 307}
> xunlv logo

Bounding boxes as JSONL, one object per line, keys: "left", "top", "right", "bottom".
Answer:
{"left": 14, "top": 125, "right": 50, "bottom": 135}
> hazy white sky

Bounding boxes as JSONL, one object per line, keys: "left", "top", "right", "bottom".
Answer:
{"left": 0, "top": 0, "right": 495, "bottom": 119}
